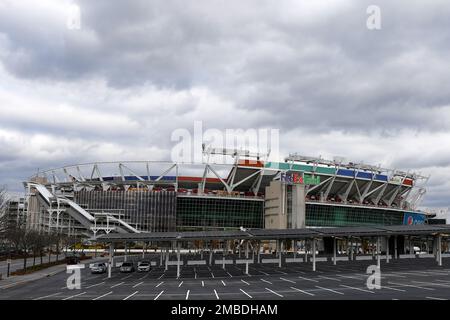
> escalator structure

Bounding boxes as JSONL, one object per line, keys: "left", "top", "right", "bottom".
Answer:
{"left": 29, "top": 183, "right": 141, "bottom": 235}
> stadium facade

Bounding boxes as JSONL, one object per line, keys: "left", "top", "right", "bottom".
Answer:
{"left": 18, "top": 149, "right": 431, "bottom": 238}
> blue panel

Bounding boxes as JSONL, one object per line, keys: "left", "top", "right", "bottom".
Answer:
{"left": 103, "top": 177, "right": 114, "bottom": 181}
{"left": 375, "top": 174, "right": 388, "bottom": 182}
{"left": 356, "top": 172, "right": 373, "bottom": 180}
{"left": 149, "top": 175, "right": 177, "bottom": 181}
{"left": 403, "top": 212, "right": 425, "bottom": 225}
{"left": 337, "top": 169, "right": 355, "bottom": 177}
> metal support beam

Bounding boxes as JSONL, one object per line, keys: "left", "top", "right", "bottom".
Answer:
{"left": 312, "top": 239, "right": 316, "bottom": 272}
{"left": 386, "top": 236, "right": 390, "bottom": 263}
{"left": 108, "top": 242, "right": 114, "bottom": 279}
{"left": 394, "top": 236, "right": 398, "bottom": 259}
{"left": 177, "top": 242, "right": 181, "bottom": 279}
{"left": 377, "top": 237, "right": 381, "bottom": 268}
{"left": 333, "top": 237, "right": 337, "bottom": 265}
{"left": 437, "top": 235, "right": 442, "bottom": 266}
{"left": 279, "top": 240, "right": 283, "bottom": 268}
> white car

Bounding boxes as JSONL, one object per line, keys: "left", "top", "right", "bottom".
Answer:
{"left": 137, "top": 261, "right": 151, "bottom": 272}
{"left": 90, "top": 262, "right": 107, "bottom": 274}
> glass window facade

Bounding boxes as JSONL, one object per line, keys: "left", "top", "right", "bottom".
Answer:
{"left": 305, "top": 203, "right": 404, "bottom": 227}
{"left": 176, "top": 196, "right": 264, "bottom": 231}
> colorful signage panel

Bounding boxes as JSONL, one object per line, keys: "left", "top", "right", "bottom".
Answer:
{"left": 403, "top": 212, "right": 425, "bottom": 225}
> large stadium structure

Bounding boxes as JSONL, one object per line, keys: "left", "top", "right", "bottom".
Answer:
{"left": 21, "top": 148, "right": 431, "bottom": 239}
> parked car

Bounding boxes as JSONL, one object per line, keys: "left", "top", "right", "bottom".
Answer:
{"left": 120, "top": 262, "right": 135, "bottom": 273}
{"left": 137, "top": 261, "right": 151, "bottom": 272}
{"left": 90, "top": 262, "right": 107, "bottom": 274}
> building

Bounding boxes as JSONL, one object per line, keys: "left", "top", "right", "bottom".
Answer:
{"left": 21, "top": 150, "right": 430, "bottom": 238}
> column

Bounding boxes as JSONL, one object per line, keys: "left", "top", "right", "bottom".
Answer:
{"left": 333, "top": 237, "right": 337, "bottom": 266}
{"left": 386, "top": 236, "right": 390, "bottom": 263}
{"left": 394, "top": 236, "right": 398, "bottom": 259}
{"left": 279, "top": 240, "right": 283, "bottom": 268}
{"left": 257, "top": 241, "right": 261, "bottom": 264}
{"left": 209, "top": 241, "right": 213, "bottom": 266}
{"left": 377, "top": 237, "right": 381, "bottom": 268}
{"left": 437, "top": 235, "right": 442, "bottom": 266}
{"left": 124, "top": 242, "right": 128, "bottom": 262}
{"left": 108, "top": 242, "right": 114, "bottom": 279}
{"left": 350, "top": 237, "right": 354, "bottom": 261}
{"left": 312, "top": 239, "right": 316, "bottom": 272}
{"left": 165, "top": 248, "right": 169, "bottom": 271}
{"left": 177, "top": 242, "right": 181, "bottom": 279}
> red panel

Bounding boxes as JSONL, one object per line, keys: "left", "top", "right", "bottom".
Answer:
{"left": 238, "top": 160, "right": 264, "bottom": 167}
{"left": 178, "top": 176, "right": 222, "bottom": 183}
{"left": 403, "top": 178, "right": 413, "bottom": 186}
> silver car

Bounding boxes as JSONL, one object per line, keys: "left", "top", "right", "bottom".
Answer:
{"left": 91, "top": 262, "right": 107, "bottom": 274}
{"left": 137, "top": 261, "right": 151, "bottom": 272}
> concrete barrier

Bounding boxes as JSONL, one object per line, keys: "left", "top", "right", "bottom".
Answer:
{"left": 418, "top": 254, "right": 434, "bottom": 258}
{"left": 235, "top": 259, "right": 253, "bottom": 264}
{"left": 355, "top": 255, "right": 373, "bottom": 261}
{"left": 285, "top": 258, "right": 303, "bottom": 263}
{"left": 214, "top": 259, "right": 234, "bottom": 265}
{"left": 335, "top": 256, "right": 349, "bottom": 261}
{"left": 261, "top": 258, "right": 279, "bottom": 264}
{"left": 187, "top": 260, "right": 206, "bottom": 265}
{"left": 167, "top": 261, "right": 183, "bottom": 266}
{"left": 399, "top": 254, "right": 416, "bottom": 259}
{"left": 442, "top": 253, "right": 450, "bottom": 258}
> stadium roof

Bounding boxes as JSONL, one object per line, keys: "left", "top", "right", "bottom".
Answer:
{"left": 96, "top": 225, "right": 450, "bottom": 242}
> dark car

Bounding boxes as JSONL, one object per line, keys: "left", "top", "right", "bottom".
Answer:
{"left": 119, "top": 262, "right": 135, "bottom": 273}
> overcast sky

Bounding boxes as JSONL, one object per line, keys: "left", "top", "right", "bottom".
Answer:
{"left": 0, "top": 0, "right": 449, "bottom": 212}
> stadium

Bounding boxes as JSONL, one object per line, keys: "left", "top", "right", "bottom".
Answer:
{"left": 22, "top": 147, "right": 431, "bottom": 239}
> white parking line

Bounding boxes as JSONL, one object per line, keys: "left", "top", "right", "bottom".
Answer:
{"left": 318, "top": 276, "right": 341, "bottom": 282}
{"left": 382, "top": 286, "right": 406, "bottom": 292}
{"left": 240, "top": 288, "right": 252, "bottom": 298}
{"left": 202, "top": 281, "right": 204, "bottom": 287}
{"left": 86, "top": 282, "right": 105, "bottom": 289}
{"left": 260, "top": 271, "right": 269, "bottom": 276}
{"left": 111, "top": 282, "right": 124, "bottom": 288}
{"left": 62, "top": 292, "right": 86, "bottom": 300}
{"left": 121, "top": 275, "right": 133, "bottom": 280}
{"left": 260, "top": 279, "right": 273, "bottom": 285}
{"left": 214, "top": 289, "right": 220, "bottom": 300}
{"left": 133, "top": 281, "right": 144, "bottom": 288}
{"left": 155, "top": 281, "right": 164, "bottom": 288}
{"left": 178, "top": 281, "right": 184, "bottom": 288}
{"left": 186, "top": 290, "right": 190, "bottom": 300}
{"left": 227, "top": 272, "right": 233, "bottom": 278}
{"left": 290, "top": 287, "right": 315, "bottom": 296}
{"left": 123, "top": 291, "right": 139, "bottom": 300}
{"left": 265, "top": 288, "right": 283, "bottom": 298}
{"left": 426, "top": 296, "right": 447, "bottom": 300}
{"left": 340, "top": 285, "right": 374, "bottom": 294}
{"left": 315, "top": 286, "right": 344, "bottom": 295}
{"left": 412, "top": 281, "right": 450, "bottom": 288}
{"left": 298, "top": 276, "right": 318, "bottom": 282}
{"left": 154, "top": 290, "right": 164, "bottom": 300}
{"left": 221, "top": 280, "right": 226, "bottom": 286}
{"left": 211, "top": 272, "right": 215, "bottom": 278}
{"left": 33, "top": 292, "right": 62, "bottom": 300}
{"left": 278, "top": 271, "right": 288, "bottom": 275}
{"left": 241, "top": 279, "right": 250, "bottom": 286}
{"left": 388, "top": 282, "right": 434, "bottom": 291}
{"left": 280, "top": 277, "right": 296, "bottom": 284}
{"left": 93, "top": 291, "right": 113, "bottom": 300}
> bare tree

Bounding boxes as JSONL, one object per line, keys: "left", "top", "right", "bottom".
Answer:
{"left": 6, "top": 225, "right": 33, "bottom": 271}
{"left": 0, "top": 185, "right": 9, "bottom": 237}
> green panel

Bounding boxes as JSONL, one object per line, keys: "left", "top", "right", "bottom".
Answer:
{"left": 315, "top": 167, "right": 336, "bottom": 175}
{"left": 305, "top": 204, "right": 404, "bottom": 227}
{"left": 299, "top": 165, "right": 313, "bottom": 172}
{"left": 264, "top": 162, "right": 290, "bottom": 170}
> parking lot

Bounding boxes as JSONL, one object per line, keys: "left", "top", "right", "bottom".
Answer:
{"left": 1, "top": 253, "right": 450, "bottom": 300}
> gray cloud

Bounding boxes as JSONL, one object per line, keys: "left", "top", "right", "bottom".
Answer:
{"left": 0, "top": 0, "right": 449, "bottom": 208}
